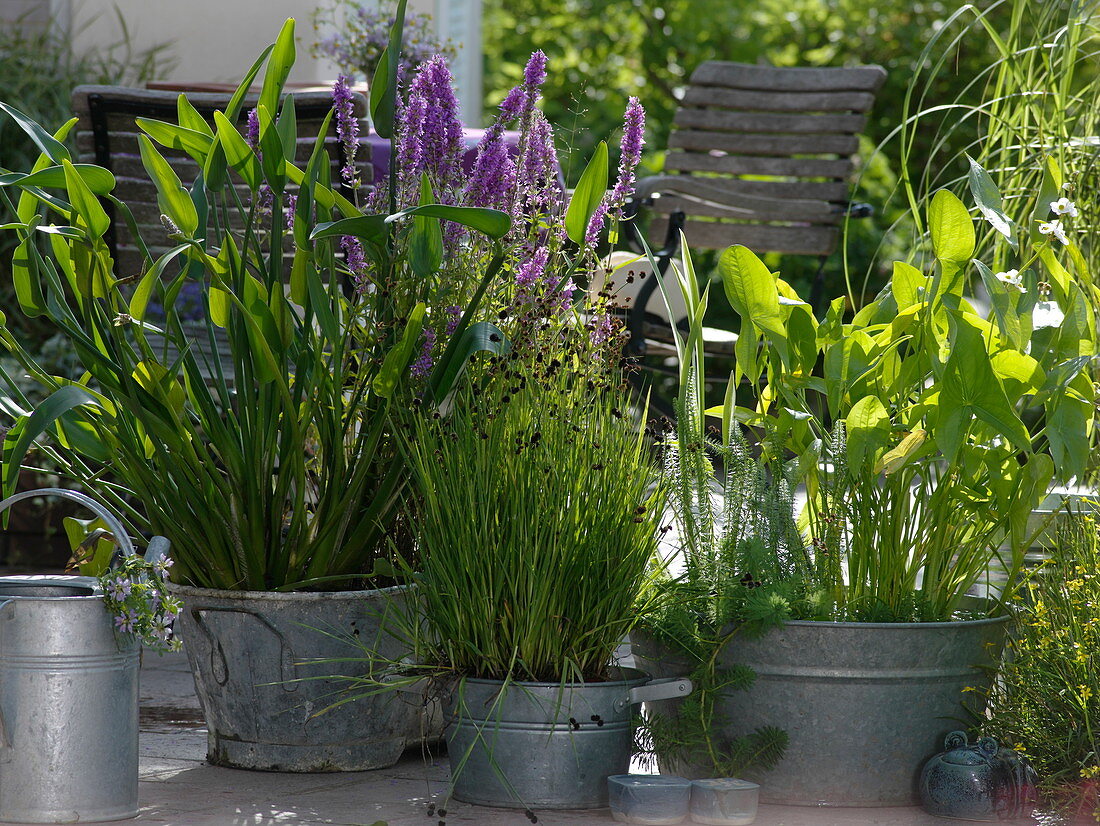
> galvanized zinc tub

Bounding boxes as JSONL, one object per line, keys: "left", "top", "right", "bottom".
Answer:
{"left": 634, "top": 614, "right": 1009, "bottom": 807}
{"left": 0, "top": 576, "right": 139, "bottom": 823}
{"left": 168, "top": 582, "right": 431, "bottom": 771}
{"left": 446, "top": 668, "right": 691, "bottom": 809}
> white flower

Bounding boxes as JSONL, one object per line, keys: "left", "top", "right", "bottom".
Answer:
{"left": 1038, "top": 219, "right": 1070, "bottom": 245}
{"left": 1032, "top": 300, "right": 1065, "bottom": 330}
{"left": 1050, "top": 197, "right": 1079, "bottom": 218}
{"left": 994, "top": 269, "right": 1025, "bottom": 292}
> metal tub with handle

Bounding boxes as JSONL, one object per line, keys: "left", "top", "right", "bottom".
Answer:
{"left": 0, "top": 488, "right": 161, "bottom": 823}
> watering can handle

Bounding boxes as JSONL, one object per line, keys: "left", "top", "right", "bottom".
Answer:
{"left": 615, "top": 677, "right": 693, "bottom": 711}
{"left": 0, "top": 488, "right": 137, "bottom": 557}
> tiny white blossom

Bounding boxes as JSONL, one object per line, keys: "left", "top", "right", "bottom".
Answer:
{"left": 994, "top": 269, "right": 1025, "bottom": 293}
{"left": 1038, "top": 219, "right": 1070, "bottom": 245}
{"left": 1050, "top": 197, "right": 1079, "bottom": 218}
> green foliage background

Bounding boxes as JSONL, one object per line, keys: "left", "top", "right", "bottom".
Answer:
{"left": 481, "top": 0, "right": 1011, "bottom": 300}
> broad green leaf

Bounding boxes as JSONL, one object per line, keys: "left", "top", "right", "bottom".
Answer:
{"left": 137, "top": 135, "right": 198, "bottom": 235}
{"left": 370, "top": 47, "right": 393, "bottom": 138}
{"left": 966, "top": 155, "right": 1016, "bottom": 247}
{"left": 2, "top": 386, "right": 99, "bottom": 498}
{"left": 137, "top": 118, "right": 214, "bottom": 165}
{"left": 212, "top": 110, "right": 261, "bottom": 191}
{"left": 133, "top": 361, "right": 186, "bottom": 417}
{"left": 258, "top": 18, "right": 296, "bottom": 120}
{"left": 990, "top": 349, "right": 1044, "bottom": 397}
{"left": 430, "top": 321, "right": 509, "bottom": 399}
{"left": 0, "top": 102, "right": 70, "bottom": 164}
{"left": 409, "top": 174, "right": 443, "bottom": 278}
{"left": 564, "top": 141, "right": 609, "bottom": 244}
{"left": 276, "top": 95, "right": 298, "bottom": 163}
{"left": 389, "top": 204, "right": 511, "bottom": 240}
{"left": 891, "top": 261, "right": 926, "bottom": 310}
{"left": 62, "top": 159, "right": 110, "bottom": 238}
{"left": 10, "top": 236, "right": 45, "bottom": 317}
{"left": 256, "top": 104, "right": 286, "bottom": 193}
{"left": 0, "top": 164, "right": 115, "bottom": 195}
{"left": 937, "top": 313, "right": 1030, "bottom": 459}
{"left": 17, "top": 119, "right": 76, "bottom": 223}
{"left": 1046, "top": 391, "right": 1092, "bottom": 482}
{"left": 374, "top": 303, "right": 426, "bottom": 399}
{"left": 311, "top": 214, "right": 388, "bottom": 243}
{"left": 929, "top": 189, "right": 975, "bottom": 265}
{"left": 176, "top": 95, "right": 214, "bottom": 137}
{"left": 845, "top": 394, "right": 890, "bottom": 471}
{"left": 719, "top": 245, "right": 785, "bottom": 338}
{"left": 877, "top": 428, "right": 928, "bottom": 475}
{"left": 306, "top": 263, "right": 341, "bottom": 343}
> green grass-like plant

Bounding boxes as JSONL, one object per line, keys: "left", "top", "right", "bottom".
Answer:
{"left": 399, "top": 304, "right": 665, "bottom": 684}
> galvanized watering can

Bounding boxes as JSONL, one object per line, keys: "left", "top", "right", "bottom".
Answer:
{"left": 0, "top": 488, "right": 164, "bottom": 824}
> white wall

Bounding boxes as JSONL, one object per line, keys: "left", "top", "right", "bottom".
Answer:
{"left": 57, "top": 0, "right": 481, "bottom": 121}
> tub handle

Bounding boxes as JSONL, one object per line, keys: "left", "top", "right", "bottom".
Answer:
{"left": 615, "top": 677, "right": 693, "bottom": 711}
{"left": 0, "top": 599, "right": 14, "bottom": 763}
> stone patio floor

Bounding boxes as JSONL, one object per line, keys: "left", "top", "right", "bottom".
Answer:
{"left": 5, "top": 649, "right": 1044, "bottom": 826}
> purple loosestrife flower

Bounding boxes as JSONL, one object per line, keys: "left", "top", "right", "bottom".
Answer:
{"left": 610, "top": 97, "right": 645, "bottom": 208}
{"left": 465, "top": 130, "right": 516, "bottom": 210}
{"left": 340, "top": 235, "right": 369, "bottom": 291}
{"left": 520, "top": 111, "right": 562, "bottom": 216}
{"left": 398, "top": 56, "right": 464, "bottom": 199}
{"left": 410, "top": 327, "right": 437, "bottom": 378}
{"left": 524, "top": 50, "right": 548, "bottom": 89}
{"left": 498, "top": 86, "right": 526, "bottom": 125}
{"left": 515, "top": 246, "right": 549, "bottom": 290}
{"left": 585, "top": 200, "right": 611, "bottom": 248}
{"left": 590, "top": 311, "right": 614, "bottom": 347}
{"left": 445, "top": 305, "right": 462, "bottom": 336}
{"left": 245, "top": 108, "right": 260, "bottom": 149}
{"left": 333, "top": 74, "right": 361, "bottom": 189}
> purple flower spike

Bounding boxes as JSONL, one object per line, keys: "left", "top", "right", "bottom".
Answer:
{"left": 332, "top": 74, "right": 360, "bottom": 188}
{"left": 516, "top": 246, "right": 550, "bottom": 290}
{"left": 610, "top": 97, "right": 645, "bottom": 209}
{"left": 498, "top": 86, "right": 526, "bottom": 125}
{"left": 398, "top": 56, "right": 464, "bottom": 201}
{"left": 245, "top": 108, "right": 260, "bottom": 150}
{"left": 524, "top": 51, "right": 548, "bottom": 89}
{"left": 465, "top": 130, "right": 516, "bottom": 210}
{"left": 444, "top": 305, "right": 462, "bottom": 336}
{"left": 585, "top": 200, "right": 611, "bottom": 248}
{"left": 410, "top": 327, "right": 437, "bottom": 378}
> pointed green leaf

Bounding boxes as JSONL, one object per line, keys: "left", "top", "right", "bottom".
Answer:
{"left": 130, "top": 245, "right": 191, "bottom": 319}
{"left": 0, "top": 102, "right": 70, "bottom": 164}
{"left": 430, "top": 321, "right": 509, "bottom": 399}
{"left": 11, "top": 236, "right": 45, "bottom": 317}
{"left": 212, "top": 110, "right": 261, "bottom": 191}
{"left": 390, "top": 204, "right": 511, "bottom": 240}
{"left": 891, "top": 261, "right": 926, "bottom": 310}
{"left": 374, "top": 303, "right": 426, "bottom": 399}
{"left": 310, "top": 214, "right": 388, "bottom": 243}
{"left": 966, "top": 155, "right": 1016, "bottom": 248}
{"left": 409, "top": 174, "right": 443, "bottom": 278}
{"left": 259, "top": 18, "right": 296, "bottom": 119}
{"left": 369, "top": 48, "right": 392, "bottom": 138}
{"left": 719, "top": 244, "right": 785, "bottom": 338}
{"left": 61, "top": 159, "right": 110, "bottom": 238}
{"left": 0, "top": 164, "right": 115, "bottom": 195}
{"left": 2, "top": 386, "right": 100, "bottom": 498}
{"left": 137, "top": 118, "right": 214, "bottom": 165}
{"left": 929, "top": 189, "right": 975, "bottom": 266}
{"left": 256, "top": 104, "right": 286, "bottom": 193}
{"left": 176, "top": 94, "right": 214, "bottom": 137}
{"left": 137, "top": 135, "right": 198, "bottom": 235}
{"left": 565, "top": 141, "right": 609, "bottom": 244}
{"left": 276, "top": 95, "right": 298, "bottom": 163}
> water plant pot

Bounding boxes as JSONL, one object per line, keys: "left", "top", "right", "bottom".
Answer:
{"left": 168, "top": 582, "right": 432, "bottom": 772}
{"left": 446, "top": 669, "right": 692, "bottom": 809}
{"left": 633, "top": 611, "right": 1009, "bottom": 807}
